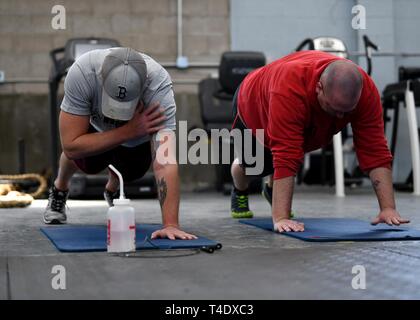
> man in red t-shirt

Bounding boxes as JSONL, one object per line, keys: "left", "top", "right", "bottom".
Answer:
{"left": 230, "top": 50, "right": 410, "bottom": 232}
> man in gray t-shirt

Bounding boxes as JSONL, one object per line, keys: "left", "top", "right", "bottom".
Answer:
{"left": 43, "top": 47, "right": 196, "bottom": 241}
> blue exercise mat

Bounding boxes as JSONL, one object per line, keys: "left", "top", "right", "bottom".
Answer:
{"left": 41, "top": 224, "right": 222, "bottom": 252}
{"left": 239, "top": 218, "right": 420, "bottom": 242}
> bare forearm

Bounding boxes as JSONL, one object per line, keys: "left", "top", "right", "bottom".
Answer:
{"left": 153, "top": 162, "right": 180, "bottom": 227}
{"left": 369, "top": 167, "right": 396, "bottom": 210}
{"left": 272, "top": 176, "right": 295, "bottom": 223}
{"left": 62, "top": 125, "right": 133, "bottom": 159}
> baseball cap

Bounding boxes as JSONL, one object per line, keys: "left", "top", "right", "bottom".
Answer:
{"left": 101, "top": 47, "right": 147, "bottom": 121}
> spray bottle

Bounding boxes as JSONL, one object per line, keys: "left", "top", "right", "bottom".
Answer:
{"left": 107, "top": 164, "right": 136, "bottom": 253}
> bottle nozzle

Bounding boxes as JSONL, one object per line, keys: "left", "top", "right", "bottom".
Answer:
{"left": 108, "top": 164, "right": 125, "bottom": 200}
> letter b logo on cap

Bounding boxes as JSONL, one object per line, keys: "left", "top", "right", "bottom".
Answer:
{"left": 116, "top": 86, "right": 127, "bottom": 100}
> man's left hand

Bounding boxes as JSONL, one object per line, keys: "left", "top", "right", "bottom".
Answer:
{"left": 151, "top": 226, "right": 198, "bottom": 240}
{"left": 371, "top": 208, "right": 410, "bottom": 226}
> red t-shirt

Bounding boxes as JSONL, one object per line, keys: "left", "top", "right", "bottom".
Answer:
{"left": 237, "top": 50, "right": 392, "bottom": 180}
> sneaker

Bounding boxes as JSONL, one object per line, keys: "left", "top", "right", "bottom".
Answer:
{"left": 103, "top": 189, "right": 119, "bottom": 207}
{"left": 43, "top": 186, "right": 68, "bottom": 224}
{"left": 231, "top": 188, "right": 254, "bottom": 219}
{"left": 261, "top": 183, "right": 295, "bottom": 218}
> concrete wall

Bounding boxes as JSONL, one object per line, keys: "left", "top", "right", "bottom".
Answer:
{"left": 3, "top": 0, "right": 420, "bottom": 188}
{"left": 231, "top": 0, "right": 357, "bottom": 64}
{"left": 0, "top": 0, "right": 229, "bottom": 190}
{"left": 0, "top": 0, "right": 229, "bottom": 91}
{"left": 230, "top": 0, "right": 416, "bottom": 91}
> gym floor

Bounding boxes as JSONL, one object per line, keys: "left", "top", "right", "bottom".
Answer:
{"left": 1, "top": 187, "right": 419, "bottom": 300}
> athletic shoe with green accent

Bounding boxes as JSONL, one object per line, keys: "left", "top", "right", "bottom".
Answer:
{"left": 231, "top": 188, "right": 254, "bottom": 219}
{"left": 261, "top": 183, "right": 295, "bottom": 218}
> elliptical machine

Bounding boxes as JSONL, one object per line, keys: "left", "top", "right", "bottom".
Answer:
{"left": 294, "top": 35, "right": 378, "bottom": 196}
{"left": 198, "top": 51, "right": 266, "bottom": 194}
{"left": 382, "top": 67, "right": 420, "bottom": 195}
{"left": 48, "top": 38, "right": 157, "bottom": 198}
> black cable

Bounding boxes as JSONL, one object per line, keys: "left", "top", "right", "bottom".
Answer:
{"left": 111, "top": 236, "right": 202, "bottom": 258}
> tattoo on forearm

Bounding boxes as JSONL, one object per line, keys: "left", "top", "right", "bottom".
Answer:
{"left": 157, "top": 177, "right": 167, "bottom": 209}
{"left": 372, "top": 179, "right": 381, "bottom": 190}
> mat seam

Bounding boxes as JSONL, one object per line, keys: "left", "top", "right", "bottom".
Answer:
{"left": 374, "top": 247, "right": 420, "bottom": 261}
{"left": 6, "top": 257, "right": 11, "bottom": 300}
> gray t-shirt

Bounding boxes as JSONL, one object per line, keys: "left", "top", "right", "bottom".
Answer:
{"left": 61, "top": 48, "right": 176, "bottom": 147}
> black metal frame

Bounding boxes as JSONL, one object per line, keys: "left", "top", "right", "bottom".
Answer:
{"left": 294, "top": 35, "right": 378, "bottom": 186}
{"left": 382, "top": 67, "right": 420, "bottom": 191}
{"left": 48, "top": 38, "right": 120, "bottom": 179}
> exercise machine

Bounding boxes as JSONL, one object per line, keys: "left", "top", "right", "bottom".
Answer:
{"left": 382, "top": 67, "right": 420, "bottom": 195}
{"left": 294, "top": 35, "right": 378, "bottom": 197}
{"left": 198, "top": 51, "right": 266, "bottom": 194}
{"left": 49, "top": 38, "right": 157, "bottom": 198}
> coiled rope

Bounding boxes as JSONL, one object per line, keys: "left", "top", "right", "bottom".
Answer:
{"left": 0, "top": 174, "right": 48, "bottom": 208}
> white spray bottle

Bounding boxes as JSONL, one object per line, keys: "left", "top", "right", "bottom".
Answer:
{"left": 107, "top": 165, "right": 136, "bottom": 253}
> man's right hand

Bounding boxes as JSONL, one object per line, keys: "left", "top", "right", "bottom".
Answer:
{"left": 125, "top": 101, "right": 166, "bottom": 139}
{"left": 273, "top": 219, "right": 305, "bottom": 233}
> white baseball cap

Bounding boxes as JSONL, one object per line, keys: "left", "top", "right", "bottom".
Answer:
{"left": 101, "top": 47, "right": 147, "bottom": 121}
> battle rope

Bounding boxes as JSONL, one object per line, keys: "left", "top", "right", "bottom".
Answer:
{"left": 0, "top": 174, "right": 48, "bottom": 208}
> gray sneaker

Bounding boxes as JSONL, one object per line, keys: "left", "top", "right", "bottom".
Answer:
{"left": 43, "top": 186, "right": 69, "bottom": 224}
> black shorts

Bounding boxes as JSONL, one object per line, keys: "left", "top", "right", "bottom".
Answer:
{"left": 231, "top": 87, "right": 274, "bottom": 178}
{"left": 73, "top": 126, "right": 152, "bottom": 182}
